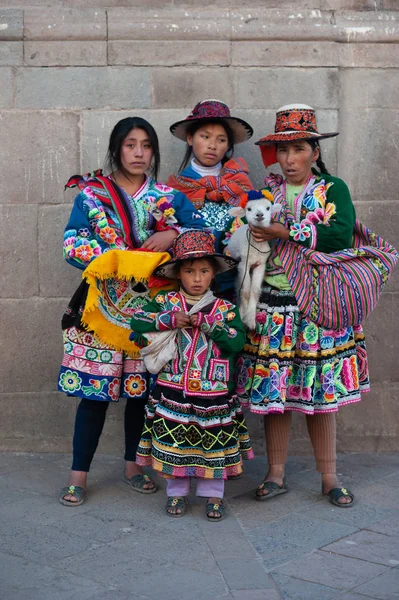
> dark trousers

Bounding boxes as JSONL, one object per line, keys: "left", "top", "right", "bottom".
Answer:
{"left": 72, "top": 397, "right": 147, "bottom": 472}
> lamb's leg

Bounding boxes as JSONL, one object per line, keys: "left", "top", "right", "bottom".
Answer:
{"left": 246, "top": 262, "right": 267, "bottom": 330}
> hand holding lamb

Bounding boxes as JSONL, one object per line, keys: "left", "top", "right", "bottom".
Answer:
{"left": 226, "top": 190, "right": 282, "bottom": 330}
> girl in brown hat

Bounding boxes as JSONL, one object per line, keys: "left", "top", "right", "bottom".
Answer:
{"left": 236, "top": 104, "right": 370, "bottom": 507}
{"left": 130, "top": 230, "right": 253, "bottom": 521}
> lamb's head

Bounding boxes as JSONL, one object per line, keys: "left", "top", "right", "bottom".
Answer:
{"left": 230, "top": 189, "right": 282, "bottom": 226}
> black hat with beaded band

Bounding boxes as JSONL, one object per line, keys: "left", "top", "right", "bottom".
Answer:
{"left": 256, "top": 103, "right": 339, "bottom": 167}
{"left": 170, "top": 99, "right": 253, "bottom": 144}
{"left": 154, "top": 230, "right": 238, "bottom": 279}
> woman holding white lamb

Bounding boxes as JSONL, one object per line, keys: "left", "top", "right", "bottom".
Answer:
{"left": 236, "top": 104, "right": 371, "bottom": 507}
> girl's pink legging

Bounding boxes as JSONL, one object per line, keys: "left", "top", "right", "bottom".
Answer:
{"left": 166, "top": 477, "right": 225, "bottom": 498}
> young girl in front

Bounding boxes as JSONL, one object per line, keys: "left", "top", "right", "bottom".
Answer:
{"left": 130, "top": 230, "right": 253, "bottom": 520}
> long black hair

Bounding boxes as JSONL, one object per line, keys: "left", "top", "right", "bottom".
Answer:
{"left": 308, "top": 139, "right": 330, "bottom": 175}
{"left": 178, "top": 119, "right": 235, "bottom": 173}
{"left": 105, "top": 117, "right": 161, "bottom": 181}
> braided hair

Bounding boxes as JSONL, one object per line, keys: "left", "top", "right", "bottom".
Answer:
{"left": 309, "top": 140, "right": 330, "bottom": 175}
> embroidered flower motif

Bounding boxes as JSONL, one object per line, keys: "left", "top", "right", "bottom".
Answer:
{"left": 74, "top": 242, "right": 95, "bottom": 262}
{"left": 321, "top": 364, "right": 335, "bottom": 402}
{"left": 188, "top": 379, "right": 201, "bottom": 392}
{"left": 73, "top": 345, "right": 85, "bottom": 357}
{"left": 59, "top": 370, "right": 82, "bottom": 393}
{"left": 124, "top": 374, "right": 146, "bottom": 397}
{"left": 289, "top": 222, "right": 311, "bottom": 242}
{"left": 108, "top": 378, "right": 120, "bottom": 401}
{"left": 99, "top": 226, "right": 118, "bottom": 244}
{"left": 68, "top": 358, "right": 90, "bottom": 372}
{"left": 98, "top": 363, "right": 119, "bottom": 376}
{"left": 78, "top": 228, "right": 91, "bottom": 238}
{"left": 256, "top": 311, "right": 267, "bottom": 325}
{"left": 303, "top": 322, "right": 319, "bottom": 345}
{"left": 226, "top": 311, "right": 235, "bottom": 321}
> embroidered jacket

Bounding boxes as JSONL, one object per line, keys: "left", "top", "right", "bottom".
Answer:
{"left": 130, "top": 291, "right": 246, "bottom": 397}
{"left": 265, "top": 170, "right": 356, "bottom": 280}
{"left": 63, "top": 174, "right": 206, "bottom": 270}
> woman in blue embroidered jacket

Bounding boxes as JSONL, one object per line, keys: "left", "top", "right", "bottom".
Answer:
{"left": 130, "top": 230, "right": 253, "bottom": 521}
{"left": 58, "top": 117, "right": 206, "bottom": 507}
{"left": 236, "top": 104, "right": 370, "bottom": 508}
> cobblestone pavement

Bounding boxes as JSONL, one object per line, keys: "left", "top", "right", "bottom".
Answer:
{"left": 0, "top": 452, "right": 398, "bottom": 600}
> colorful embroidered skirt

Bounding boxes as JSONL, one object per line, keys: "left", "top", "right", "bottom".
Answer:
{"left": 236, "top": 286, "right": 370, "bottom": 415}
{"left": 58, "top": 326, "right": 153, "bottom": 402}
{"left": 136, "top": 386, "right": 254, "bottom": 479}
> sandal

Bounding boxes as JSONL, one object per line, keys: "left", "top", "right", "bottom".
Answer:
{"left": 324, "top": 486, "right": 354, "bottom": 508}
{"left": 59, "top": 485, "right": 85, "bottom": 507}
{"left": 123, "top": 473, "right": 157, "bottom": 494}
{"left": 206, "top": 499, "right": 225, "bottom": 522}
{"left": 255, "top": 476, "right": 288, "bottom": 501}
{"left": 166, "top": 496, "right": 186, "bottom": 518}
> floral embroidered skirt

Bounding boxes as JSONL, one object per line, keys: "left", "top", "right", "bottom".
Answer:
{"left": 58, "top": 326, "right": 153, "bottom": 402}
{"left": 236, "top": 286, "right": 370, "bottom": 415}
{"left": 136, "top": 386, "right": 254, "bottom": 479}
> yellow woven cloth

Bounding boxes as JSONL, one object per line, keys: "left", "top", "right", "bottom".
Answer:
{"left": 82, "top": 249, "right": 173, "bottom": 354}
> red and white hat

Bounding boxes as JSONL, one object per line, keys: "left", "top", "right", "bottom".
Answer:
{"left": 154, "top": 230, "right": 237, "bottom": 279}
{"left": 256, "top": 104, "right": 338, "bottom": 167}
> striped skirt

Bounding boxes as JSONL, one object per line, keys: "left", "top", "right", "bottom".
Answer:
{"left": 136, "top": 385, "right": 254, "bottom": 479}
{"left": 236, "top": 286, "right": 370, "bottom": 415}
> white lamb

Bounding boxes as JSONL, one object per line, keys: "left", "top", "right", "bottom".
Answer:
{"left": 227, "top": 190, "right": 282, "bottom": 330}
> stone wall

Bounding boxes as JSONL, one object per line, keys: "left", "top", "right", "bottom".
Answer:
{"left": 1, "top": 0, "right": 398, "bottom": 457}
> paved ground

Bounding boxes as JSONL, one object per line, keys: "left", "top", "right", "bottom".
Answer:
{"left": 0, "top": 452, "right": 398, "bottom": 600}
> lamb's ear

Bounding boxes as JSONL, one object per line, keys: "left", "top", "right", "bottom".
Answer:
{"left": 229, "top": 206, "right": 245, "bottom": 218}
{"left": 271, "top": 203, "right": 282, "bottom": 216}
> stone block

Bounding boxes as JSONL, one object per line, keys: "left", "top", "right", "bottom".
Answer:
{"left": 363, "top": 292, "right": 398, "bottom": 381}
{"left": 0, "top": 9, "right": 22, "bottom": 41}
{"left": 151, "top": 67, "right": 234, "bottom": 109}
{"left": 335, "top": 10, "right": 399, "bottom": 43}
{"left": 234, "top": 68, "right": 339, "bottom": 109}
{"left": 383, "top": 0, "right": 399, "bottom": 7}
{"left": 231, "top": 9, "right": 333, "bottom": 42}
{"left": 338, "top": 109, "right": 399, "bottom": 201}
{"left": 0, "top": 298, "right": 67, "bottom": 394}
{"left": 38, "top": 205, "right": 83, "bottom": 298}
{"left": 0, "top": 41, "right": 22, "bottom": 65}
{"left": 0, "top": 111, "right": 80, "bottom": 204}
{"left": 321, "top": 0, "right": 382, "bottom": 8}
{"left": 340, "top": 69, "right": 399, "bottom": 109}
{"left": 322, "top": 530, "right": 399, "bottom": 566}
{"left": 24, "top": 8, "right": 106, "bottom": 41}
{"left": 0, "top": 552, "right": 105, "bottom": 600}
{"left": 108, "top": 8, "right": 231, "bottom": 41}
{"left": 0, "top": 392, "right": 76, "bottom": 453}
{"left": 108, "top": 40, "right": 230, "bottom": 66}
{"left": 81, "top": 109, "right": 186, "bottom": 183}
{"left": 0, "top": 205, "right": 39, "bottom": 298}
{"left": 232, "top": 41, "right": 339, "bottom": 67}
{"left": 24, "top": 41, "right": 107, "bottom": 66}
{"left": 0, "top": 67, "right": 13, "bottom": 107}
{"left": 336, "top": 383, "right": 399, "bottom": 452}
{"left": 272, "top": 549, "right": 388, "bottom": 589}
{"left": 16, "top": 67, "right": 150, "bottom": 110}
{"left": 354, "top": 569, "right": 399, "bottom": 600}
{"left": 339, "top": 43, "right": 399, "bottom": 68}
{"left": 272, "top": 574, "right": 339, "bottom": 600}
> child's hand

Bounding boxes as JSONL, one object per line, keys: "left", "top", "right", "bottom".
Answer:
{"left": 174, "top": 311, "right": 191, "bottom": 328}
{"left": 190, "top": 314, "right": 199, "bottom": 327}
